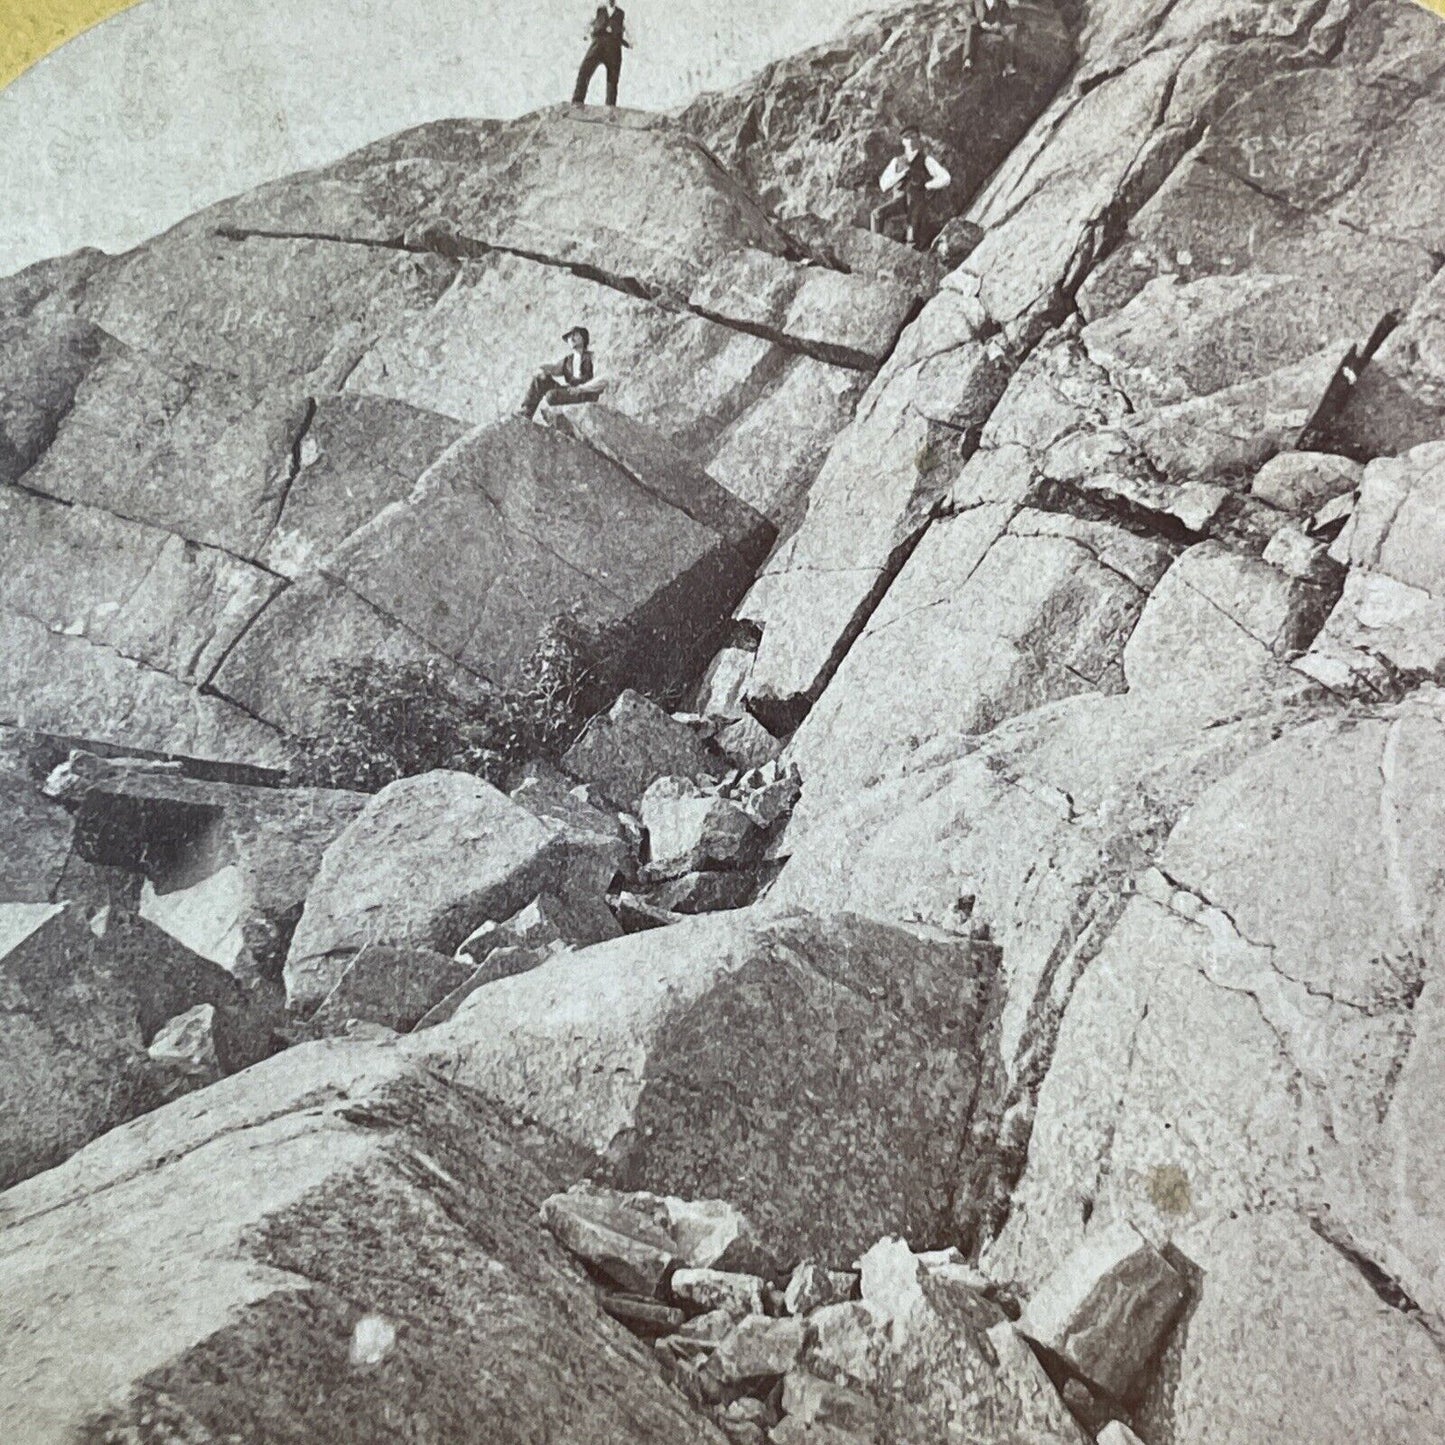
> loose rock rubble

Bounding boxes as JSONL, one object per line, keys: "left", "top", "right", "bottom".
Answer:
{"left": 540, "top": 1190, "right": 1188, "bottom": 1445}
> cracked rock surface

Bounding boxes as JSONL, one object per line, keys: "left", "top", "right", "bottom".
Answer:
{"left": 6, "top": 0, "right": 1445, "bottom": 1440}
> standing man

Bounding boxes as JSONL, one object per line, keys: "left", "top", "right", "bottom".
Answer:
{"left": 518, "top": 326, "right": 601, "bottom": 420}
{"left": 573, "top": 1, "right": 631, "bottom": 108}
{"left": 870, "top": 127, "right": 952, "bottom": 251}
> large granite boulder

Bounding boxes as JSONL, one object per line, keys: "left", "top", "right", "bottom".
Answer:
{"left": 229, "top": 418, "right": 773, "bottom": 704}
{"left": 0, "top": 1042, "right": 727, "bottom": 1445}
{"left": 284, "top": 770, "right": 623, "bottom": 1009}
{"left": 430, "top": 909, "right": 1001, "bottom": 1263}
{"left": 0, "top": 901, "right": 276, "bottom": 1189}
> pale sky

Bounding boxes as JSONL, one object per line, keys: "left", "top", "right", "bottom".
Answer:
{"left": 0, "top": 0, "right": 884, "bottom": 278}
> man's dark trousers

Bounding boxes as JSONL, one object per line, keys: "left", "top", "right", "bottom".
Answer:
{"left": 573, "top": 44, "right": 622, "bottom": 105}
{"left": 871, "top": 189, "right": 929, "bottom": 244}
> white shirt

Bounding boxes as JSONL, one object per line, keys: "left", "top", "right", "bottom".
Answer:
{"left": 878, "top": 152, "right": 952, "bottom": 192}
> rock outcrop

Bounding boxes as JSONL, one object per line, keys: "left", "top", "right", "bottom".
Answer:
{"left": 683, "top": 1, "right": 1077, "bottom": 234}
{"left": 0, "top": 106, "right": 904, "bottom": 766}
{"left": 8, "top": 0, "right": 1445, "bottom": 1439}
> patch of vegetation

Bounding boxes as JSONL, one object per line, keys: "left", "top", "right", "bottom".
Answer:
{"left": 289, "top": 618, "right": 610, "bottom": 793}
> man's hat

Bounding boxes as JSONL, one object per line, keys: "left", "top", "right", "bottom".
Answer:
{"left": 564, "top": 326, "right": 590, "bottom": 347}
{"left": 901, "top": 124, "right": 922, "bottom": 139}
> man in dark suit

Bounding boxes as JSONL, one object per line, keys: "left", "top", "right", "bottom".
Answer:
{"left": 573, "top": 1, "right": 631, "bottom": 107}
{"left": 870, "top": 127, "right": 953, "bottom": 250}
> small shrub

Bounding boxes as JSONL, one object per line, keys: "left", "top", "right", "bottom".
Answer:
{"left": 289, "top": 618, "right": 609, "bottom": 793}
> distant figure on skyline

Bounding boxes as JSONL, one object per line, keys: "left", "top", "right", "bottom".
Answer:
{"left": 573, "top": 1, "right": 631, "bottom": 107}
{"left": 519, "top": 326, "right": 606, "bottom": 420}
{"left": 870, "top": 127, "right": 952, "bottom": 251}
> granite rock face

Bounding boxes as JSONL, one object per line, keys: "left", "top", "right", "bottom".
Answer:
{"left": 0, "top": 1044, "right": 730, "bottom": 1445}
{"left": 8, "top": 0, "right": 1445, "bottom": 1439}
{"left": 683, "top": 1, "right": 1077, "bottom": 234}
{"left": 0, "top": 108, "right": 883, "bottom": 765}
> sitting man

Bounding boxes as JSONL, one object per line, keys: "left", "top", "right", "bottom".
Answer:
{"left": 963, "top": 0, "right": 1017, "bottom": 75}
{"left": 519, "top": 326, "right": 605, "bottom": 420}
{"left": 870, "top": 127, "right": 952, "bottom": 251}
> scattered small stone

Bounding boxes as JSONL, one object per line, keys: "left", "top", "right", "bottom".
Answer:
{"left": 646, "top": 868, "right": 764, "bottom": 915}
{"left": 707, "top": 1315, "right": 808, "bottom": 1382}
{"left": 147, "top": 1004, "right": 221, "bottom": 1079}
{"left": 641, "top": 778, "right": 760, "bottom": 878}
{"left": 680, "top": 1309, "right": 738, "bottom": 1343}
{"left": 600, "top": 1293, "right": 686, "bottom": 1333}
{"left": 1309, "top": 488, "right": 1357, "bottom": 539}
{"left": 857, "top": 1236, "right": 930, "bottom": 1320}
{"left": 721, "top": 1396, "right": 775, "bottom": 1428}
{"left": 735, "top": 767, "right": 802, "bottom": 831}
{"left": 348, "top": 1314, "right": 397, "bottom": 1369}
{"left": 562, "top": 690, "right": 722, "bottom": 810}
{"left": 540, "top": 1185, "right": 677, "bottom": 1296}
{"left": 1097, "top": 1421, "right": 1149, "bottom": 1445}
{"left": 611, "top": 891, "right": 685, "bottom": 932}
{"left": 781, "top": 1372, "right": 879, "bottom": 1434}
{"left": 716, "top": 713, "right": 781, "bottom": 770}
{"left": 718, "top": 1421, "right": 765, "bottom": 1445}
{"left": 671, "top": 711, "right": 719, "bottom": 738}
{"left": 805, "top": 1302, "right": 881, "bottom": 1384}
{"left": 770, "top": 1418, "right": 864, "bottom": 1445}
{"left": 655, "top": 1334, "right": 713, "bottom": 1369}
{"left": 671, "top": 1267, "right": 767, "bottom": 1319}
{"left": 694, "top": 644, "right": 756, "bottom": 723}
{"left": 784, "top": 1260, "right": 858, "bottom": 1315}
{"left": 1017, "top": 1221, "right": 1187, "bottom": 1399}
{"left": 662, "top": 1194, "right": 770, "bottom": 1273}
{"left": 1262, "top": 524, "right": 1335, "bottom": 583}
{"left": 339, "top": 1020, "right": 402, "bottom": 1042}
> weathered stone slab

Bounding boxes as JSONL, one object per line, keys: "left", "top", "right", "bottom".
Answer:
{"left": 0, "top": 1043, "right": 726, "bottom": 1445}
{"left": 52, "top": 754, "right": 367, "bottom": 982}
{"left": 0, "top": 611, "right": 291, "bottom": 770}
